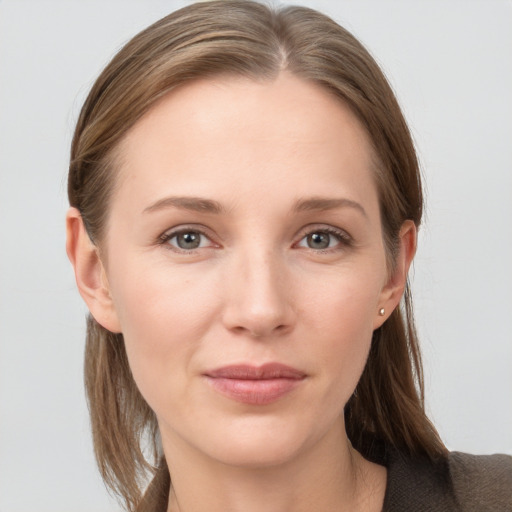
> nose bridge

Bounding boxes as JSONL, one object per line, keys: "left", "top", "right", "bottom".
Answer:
{"left": 223, "top": 242, "right": 293, "bottom": 337}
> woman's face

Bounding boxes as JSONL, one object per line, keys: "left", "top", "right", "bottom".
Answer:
{"left": 88, "top": 73, "right": 410, "bottom": 468}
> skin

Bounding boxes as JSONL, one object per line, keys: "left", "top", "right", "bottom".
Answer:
{"left": 67, "top": 72, "right": 416, "bottom": 512}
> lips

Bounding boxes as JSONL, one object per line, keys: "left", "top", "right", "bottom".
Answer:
{"left": 204, "top": 363, "right": 306, "bottom": 405}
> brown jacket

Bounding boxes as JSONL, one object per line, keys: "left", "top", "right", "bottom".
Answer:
{"left": 382, "top": 449, "right": 512, "bottom": 511}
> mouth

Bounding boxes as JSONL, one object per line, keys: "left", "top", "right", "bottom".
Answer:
{"left": 203, "top": 363, "right": 306, "bottom": 405}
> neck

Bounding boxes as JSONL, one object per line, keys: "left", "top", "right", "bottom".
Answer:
{"left": 163, "top": 420, "right": 386, "bottom": 512}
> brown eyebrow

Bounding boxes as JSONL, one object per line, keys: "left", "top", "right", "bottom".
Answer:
{"left": 293, "top": 197, "right": 367, "bottom": 218}
{"left": 143, "top": 196, "right": 224, "bottom": 215}
{"left": 143, "top": 195, "right": 366, "bottom": 217}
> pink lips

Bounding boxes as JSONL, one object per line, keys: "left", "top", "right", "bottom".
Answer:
{"left": 204, "top": 363, "right": 306, "bottom": 405}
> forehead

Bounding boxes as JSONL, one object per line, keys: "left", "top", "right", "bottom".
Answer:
{"left": 114, "top": 72, "right": 379, "bottom": 216}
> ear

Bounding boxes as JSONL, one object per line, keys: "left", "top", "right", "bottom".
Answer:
{"left": 66, "top": 207, "right": 122, "bottom": 333}
{"left": 373, "top": 220, "right": 417, "bottom": 330}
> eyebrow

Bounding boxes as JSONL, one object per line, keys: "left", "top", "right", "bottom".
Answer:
{"left": 293, "top": 197, "right": 367, "bottom": 218}
{"left": 143, "top": 195, "right": 367, "bottom": 217}
{"left": 143, "top": 196, "right": 224, "bottom": 215}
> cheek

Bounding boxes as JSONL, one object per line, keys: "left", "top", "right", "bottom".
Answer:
{"left": 301, "top": 269, "right": 382, "bottom": 395}
{"left": 107, "top": 259, "right": 221, "bottom": 408}
{"left": 303, "top": 265, "right": 382, "bottom": 337}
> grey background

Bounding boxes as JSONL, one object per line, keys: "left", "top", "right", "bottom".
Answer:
{"left": 1, "top": 1, "right": 511, "bottom": 510}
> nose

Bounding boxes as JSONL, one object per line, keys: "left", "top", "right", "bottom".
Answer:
{"left": 221, "top": 248, "right": 295, "bottom": 338}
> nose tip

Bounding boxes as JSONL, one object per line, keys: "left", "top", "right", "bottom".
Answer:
{"left": 221, "top": 257, "right": 295, "bottom": 339}
{"left": 224, "top": 293, "right": 294, "bottom": 338}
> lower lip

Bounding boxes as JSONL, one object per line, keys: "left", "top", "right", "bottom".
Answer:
{"left": 205, "top": 377, "right": 302, "bottom": 405}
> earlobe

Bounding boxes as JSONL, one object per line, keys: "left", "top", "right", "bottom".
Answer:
{"left": 66, "top": 207, "right": 122, "bottom": 333}
{"left": 373, "top": 220, "right": 417, "bottom": 329}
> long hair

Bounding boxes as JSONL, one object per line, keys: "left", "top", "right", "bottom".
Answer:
{"left": 68, "top": 1, "right": 446, "bottom": 509}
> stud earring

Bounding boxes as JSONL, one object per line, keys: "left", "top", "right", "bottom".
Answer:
{"left": 378, "top": 308, "right": 385, "bottom": 316}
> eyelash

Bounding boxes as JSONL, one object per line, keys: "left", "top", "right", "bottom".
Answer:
{"left": 158, "top": 225, "right": 353, "bottom": 254}
{"left": 295, "top": 226, "right": 353, "bottom": 253}
{"left": 158, "top": 226, "right": 216, "bottom": 254}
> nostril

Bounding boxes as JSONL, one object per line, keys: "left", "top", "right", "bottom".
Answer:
{"left": 231, "top": 323, "right": 290, "bottom": 338}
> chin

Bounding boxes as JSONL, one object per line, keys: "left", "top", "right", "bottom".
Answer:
{"left": 209, "top": 436, "right": 306, "bottom": 469}
{"left": 191, "top": 414, "right": 326, "bottom": 469}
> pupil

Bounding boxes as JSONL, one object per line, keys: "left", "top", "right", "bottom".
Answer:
{"left": 178, "top": 232, "right": 200, "bottom": 249}
{"left": 308, "top": 232, "right": 329, "bottom": 249}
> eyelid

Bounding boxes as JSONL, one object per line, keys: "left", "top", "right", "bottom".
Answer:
{"left": 158, "top": 224, "right": 219, "bottom": 252}
{"left": 293, "top": 224, "right": 353, "bottom": 250}
{"left": 156, "top": 223, "right": 352, "bottom": 253}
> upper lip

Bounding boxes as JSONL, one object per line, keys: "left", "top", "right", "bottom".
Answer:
{"left": 204, "top": 363, "right": 306, "bottom": 380}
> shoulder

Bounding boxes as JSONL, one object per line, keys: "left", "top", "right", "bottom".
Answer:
{"left": 449, "top": 451, "right": 512, "bottom": 511}
{"left": 382, "top": 448, "right": 512, "bottom": 512}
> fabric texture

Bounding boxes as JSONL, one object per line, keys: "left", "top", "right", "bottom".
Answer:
{"left": 381, "top": 448, "right": 512, "bottom": 511}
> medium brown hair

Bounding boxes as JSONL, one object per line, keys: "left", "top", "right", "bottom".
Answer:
{"left": 68, "top": 1, "right": 446, "bottom": 510}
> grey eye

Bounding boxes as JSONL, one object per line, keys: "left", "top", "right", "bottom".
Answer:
{"left": 172, "top": 231, "right": 203, "bottom": 250}
{"left": 306, "top": 232, "right": 331, "bottom": 249}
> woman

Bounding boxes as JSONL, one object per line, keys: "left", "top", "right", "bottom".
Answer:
{"left": 65, "top": 1, "right": 511, "bottom": 511}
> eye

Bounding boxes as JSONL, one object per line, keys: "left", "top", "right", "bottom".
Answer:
{"left": 161, "top": 229, "right": 213, "bottom": 251}
{"left": 296, "top": 228, "right": 350, "bottom": 251}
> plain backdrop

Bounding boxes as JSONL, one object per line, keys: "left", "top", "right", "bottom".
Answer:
{"left": 0, "top": 1, "right": 511, "bottom": 510}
